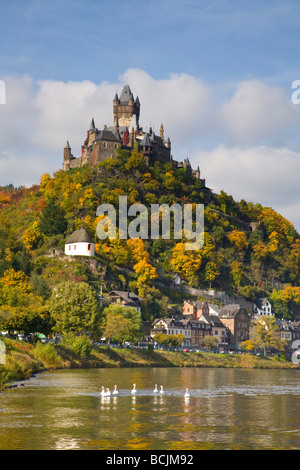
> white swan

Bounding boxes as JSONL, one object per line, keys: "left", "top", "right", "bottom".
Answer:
{"left": 112, "top": 385, "right": 118, "bottom": 395}
{"left": 100, "top": 386, "right": 106, "bottom": 397}
{"left": 159, "top": 385, "right": 164, "bottom": 394}
{"left": 105, "top": 387, "right": 111, "bottom": 396}
{"left": 184, "top": 388, "right": 190, "bottom": 398}
{"left": 153, "top": 384, "right": 158, "bottom": 393}
{"left": 131, "top": 384, "right": 137, "bottom": 394}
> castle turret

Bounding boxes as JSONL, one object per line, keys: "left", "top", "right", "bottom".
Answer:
{"left": 88, "top": 118, "right": 97, "bottom": 145}
{"left": 90, "top": 118, "right": 96, "bottom": 130}
{"left": 160, "top": 123, "right": 164, "bottom": 139}
{"left": 129, "top": 127, "right": 135, "bottom": 148}
{"left": 63, "top": 141, "right": 73, "bottom": 170}
{"left": 113, "top": 84, "right": 140, "bottom": 127}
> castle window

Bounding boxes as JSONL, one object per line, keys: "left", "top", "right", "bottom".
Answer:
{"left": 88, "top": 244, "right": 91, "bottom": 251}
{"left": 74, "top": 245, "right": 76, "bottom": 250}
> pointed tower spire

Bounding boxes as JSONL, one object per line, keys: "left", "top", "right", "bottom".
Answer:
{"left": 90, "top": 118, "right": 95, "bottom": 130}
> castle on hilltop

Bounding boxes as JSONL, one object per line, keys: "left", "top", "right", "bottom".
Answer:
{"left": 63, "top": 84, "right": 202, "bottom": 180}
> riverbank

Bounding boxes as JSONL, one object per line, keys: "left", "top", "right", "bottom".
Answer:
{"left": 0, "top": 338, "right": 298, "bottom": 389}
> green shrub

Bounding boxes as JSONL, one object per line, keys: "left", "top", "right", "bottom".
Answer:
{"left": 61, "top": 333, "right": 92, "bottom": 358}
{"left": 3, "top": 351, "right": 40, "bottom": 383}
{"left": 33, "top": 342, "right": 60, "bottom": 368}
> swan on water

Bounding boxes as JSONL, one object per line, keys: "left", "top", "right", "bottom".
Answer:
{"left": 184, "top": 388, "right": 190, "bottom": 398}
{"left": 153, "top": 384, "right": 158, "bottom": 393}
{"left": 100, "top": 386, "right": 106, "bottom": 397}
{"left": 105, "top": 387, "right": 111, "bottom": 396}
{"left": 112, "top": 385, "right": 118, "bottom": 395}
{"left": 131, "top": 384, "right": 137, "bottom": 394}
{"left": 159, "top": 385, "right": 164, "bottom": 394}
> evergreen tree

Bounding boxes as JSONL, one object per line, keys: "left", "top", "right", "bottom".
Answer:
{"left": 31, "top": 273, "right": 51, "bottom": 301}
{"left": 39, "top": 199, "right": 68, "bottom": 236}
{"left": 19, "top": 247, "right": 32, "bottom": 276}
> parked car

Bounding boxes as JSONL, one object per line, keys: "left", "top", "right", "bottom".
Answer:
{"left": 17, "top": 334, "right": 27, "bottom": 342}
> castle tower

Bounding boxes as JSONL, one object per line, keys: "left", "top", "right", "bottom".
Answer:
{"left": 113, "top": 85, "right": 140, "bottom": 128}
{"left": 63, "top": 141, "right": 73, "bottom": 171}
{"left": 88, "top": 118, "right": 97, "bottom": 146}
{"left": 160, "top": 123, "right": 164, "bottom": 139}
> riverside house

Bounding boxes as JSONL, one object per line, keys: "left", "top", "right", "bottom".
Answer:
{"left": 197, "top": 313, "right": 228, "bottom": 345}
{"left": 108, "top": 290, "right": 143, "bottom": 312}
{"left": 151, "top": 318, "right": 192, "bottom": 346}
{"left": 151, "top": 315, "right": 226, "bottom": 348}
{"left": 182, "top": 300, "right": 210, "bottom": 320}
{"left": 218, "top": 305, "right": 251, "bottom": 348}
{"left": 253, "top": 298, "right": 274, "bottom": 317}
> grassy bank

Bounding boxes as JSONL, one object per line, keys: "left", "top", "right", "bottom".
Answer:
{"left": 0, "top": 337, "right": 298, "bottom": 389}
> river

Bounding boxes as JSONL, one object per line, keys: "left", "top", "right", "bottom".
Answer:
{"left": 0, "top": 367, "right": 299, "bottom": 450}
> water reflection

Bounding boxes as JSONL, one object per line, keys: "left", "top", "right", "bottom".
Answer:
{"left": 0, "top": 368, "right": 299, "bottom": 450}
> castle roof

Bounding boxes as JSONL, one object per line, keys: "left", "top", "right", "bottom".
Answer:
{"left": 95, "top": 129, "right": 122, "bottom": 143}
{"left": 119, "top": 84, "right": 134, "bottom": 104}
{"left": 90, "top": 118, "right": 96, "bottom": 131}
{"left": 140, "top": 133, "right": 152, "bottom": 147}
{"left": 65, "top": 226, "right": 93, "bottom": 244}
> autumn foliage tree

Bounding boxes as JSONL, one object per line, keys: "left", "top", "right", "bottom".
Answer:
{"left": 102, "top": 304, "right": 142, "bottom": 344}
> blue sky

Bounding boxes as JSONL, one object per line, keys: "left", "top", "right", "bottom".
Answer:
{"left": 1, "top": 0, "right": 299, "bottom": 87}
{"left": 0, "top": 0, "right": 300, "bottom": 230}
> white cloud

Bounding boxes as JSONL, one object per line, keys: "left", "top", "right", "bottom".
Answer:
{"left": 123, "top": 69, "right": 213, "bottom": 143}
{"left": 218, "top": 80, "right": 300, "bottom": 146}
{"left": 196, "top": 144, "right": 300, "bottom": 229}
{"left": 0, "top": 69, "right": 299, "bottom": 231}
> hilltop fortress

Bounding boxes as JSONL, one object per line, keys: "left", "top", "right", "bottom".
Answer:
{"left": 63, "top": 84, "right": 201, "bottom": 180}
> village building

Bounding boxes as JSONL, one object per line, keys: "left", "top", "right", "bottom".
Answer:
{"left": 189, "top": 319, "right": 212, "bottom": 347}
{"left": 218, "top": 305, "right": 251, "bottom": 348}
{"left": 198, "top": 313, "right": 228, "bottom": 345}
{"left": 208, "top": 304, "right": 221, "bottom": 316}
{"left": 108, "top": 290, "right": 143, "bottom": 312}
{"left": 182, "top": 300, "right": 210, "bottom": 320}
{"left": 151, "top": 314, "right": 217, "bottom": 349}
{"left": 151, "top": 318, "right": 192, "bottom": 346}
{"left": 276, "top": 319, "right": 300, "bottom": 343}
{"left": 253, "top": 298, "right": 274, "bottom": 317}
{"left": 64, "top": 226, "right": 94, "bottom": 257}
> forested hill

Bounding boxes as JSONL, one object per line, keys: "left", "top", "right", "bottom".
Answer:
{"left": 0, "top": 146, "right": 299, "bottom": 324}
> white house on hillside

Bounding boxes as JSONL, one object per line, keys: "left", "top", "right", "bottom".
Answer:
{"left": 65, "top": 226, "right": 95, "bottom": 257}
{"left": 253, "top": 298, "right": 274, "bottom": 317}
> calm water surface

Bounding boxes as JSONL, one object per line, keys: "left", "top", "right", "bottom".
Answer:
{"left": 0, "top": 367, "right": 299, "bottom": 450}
